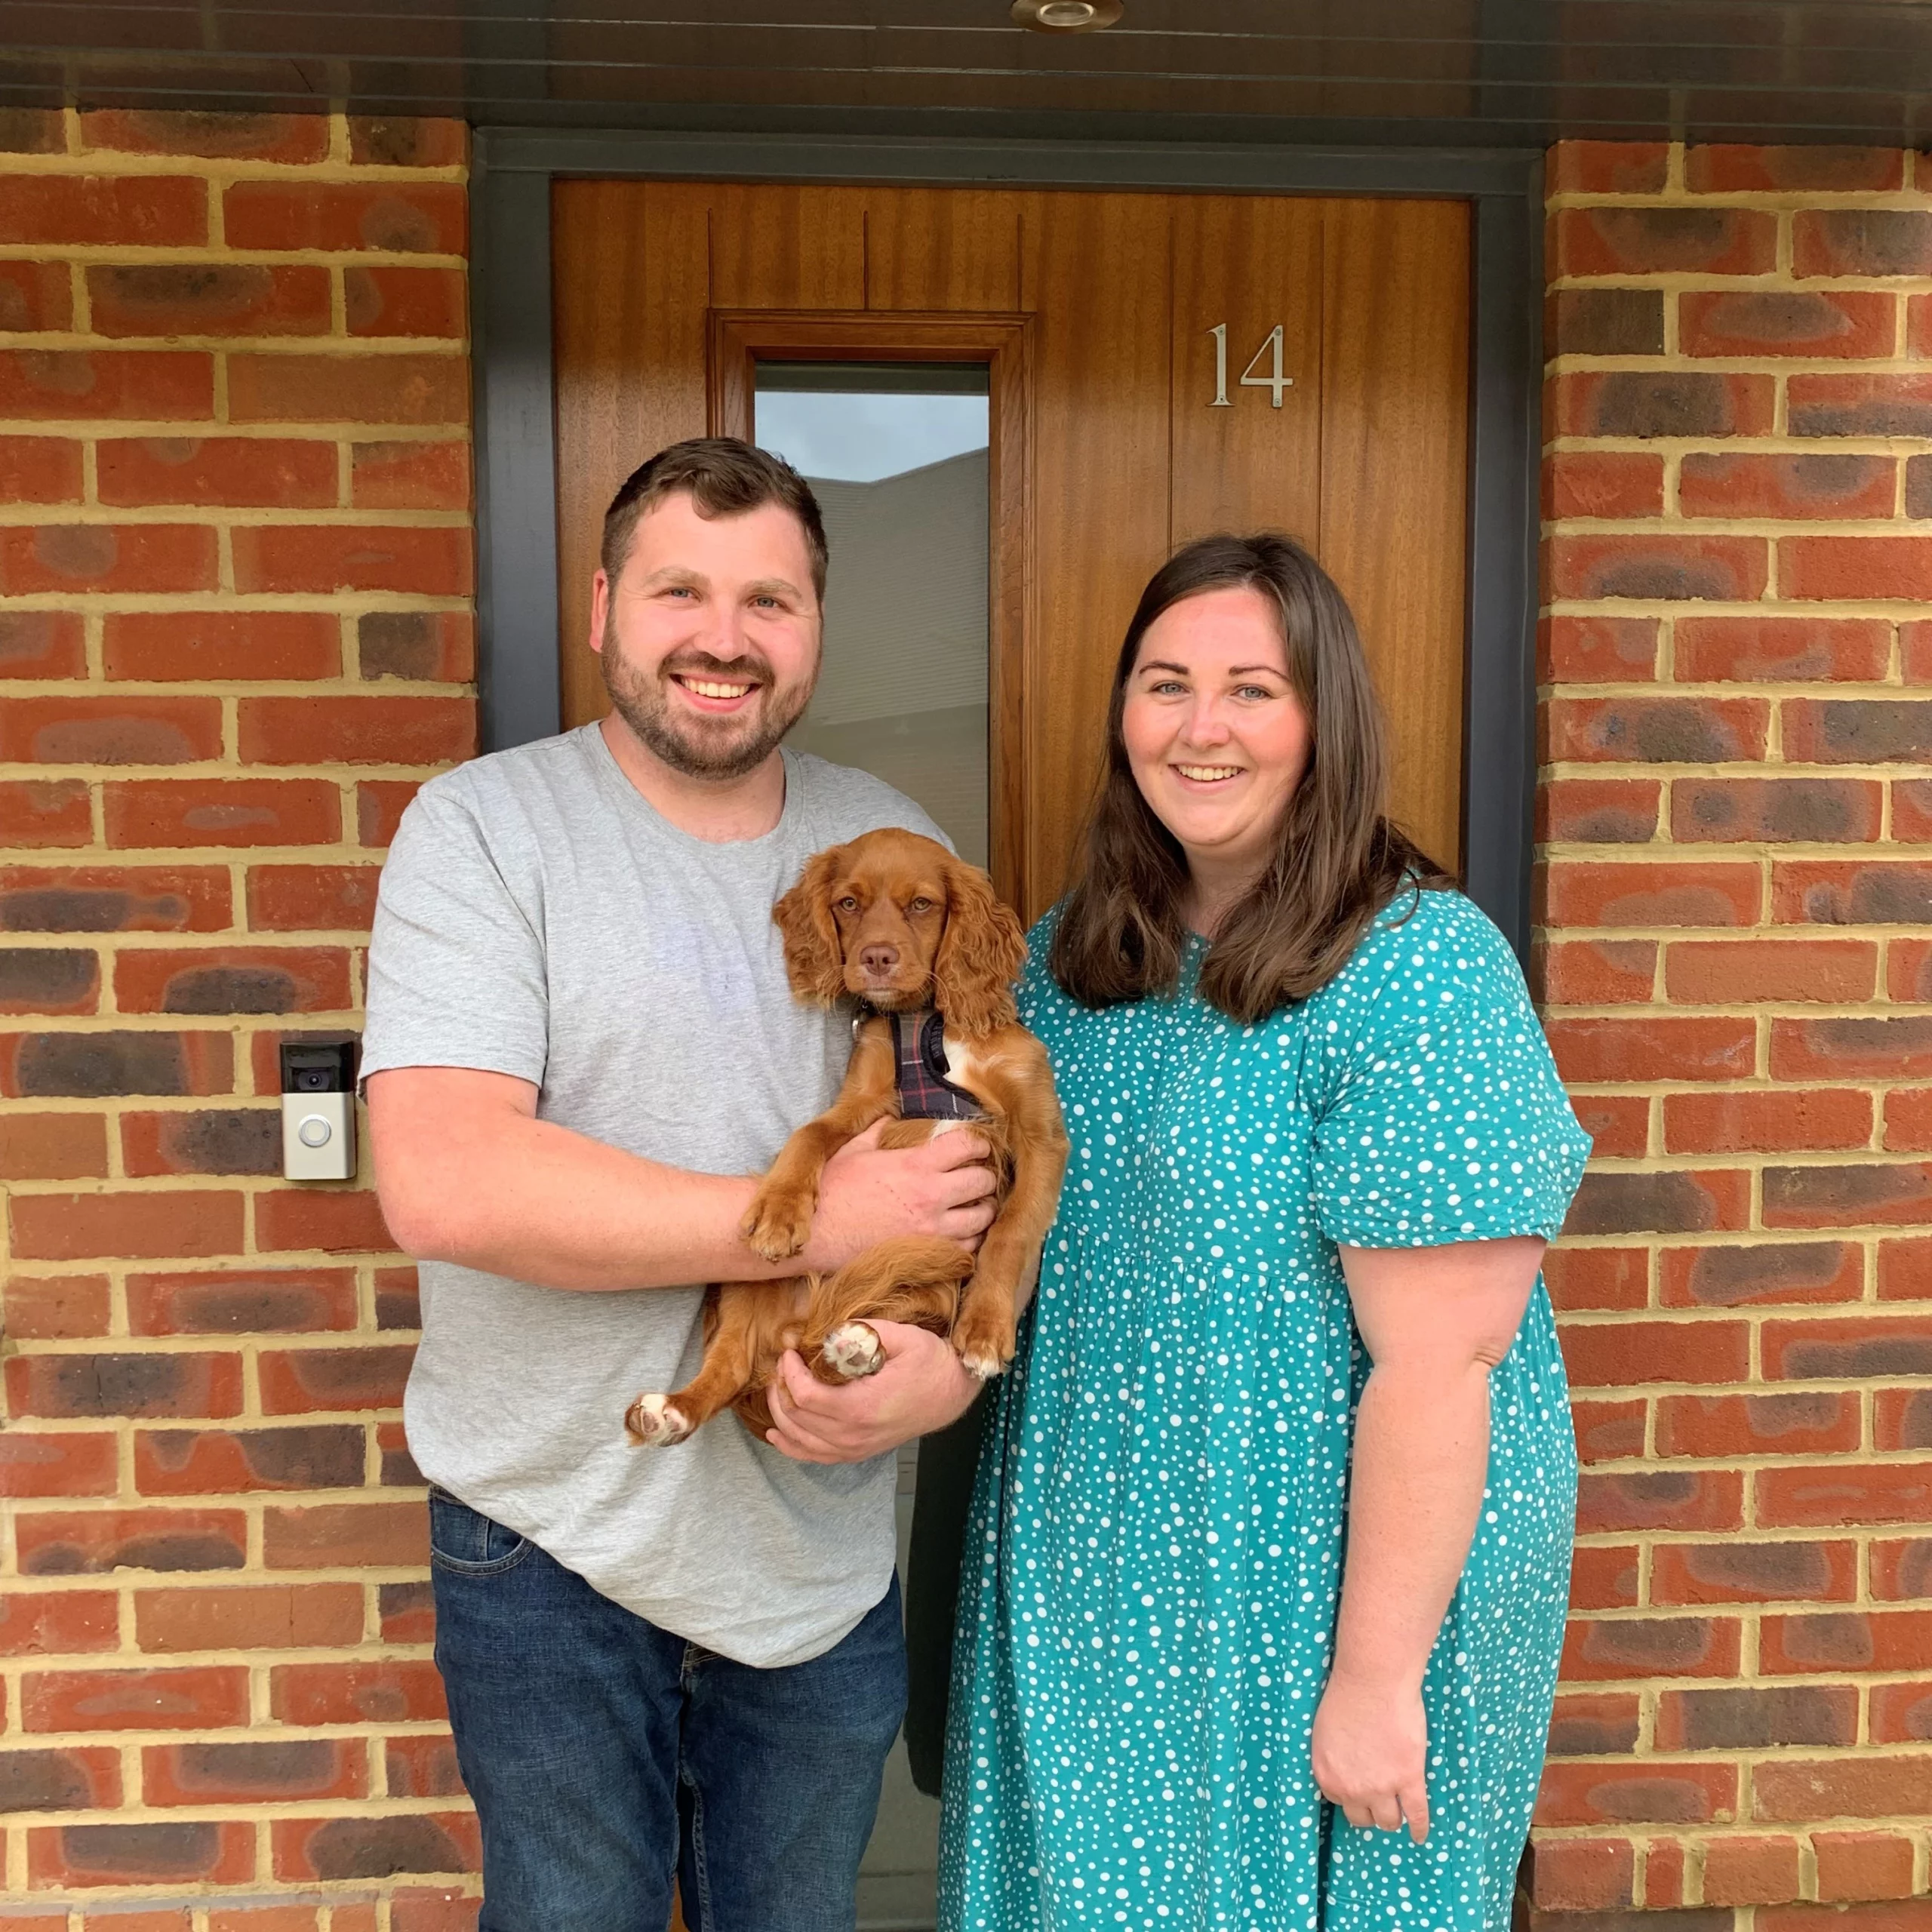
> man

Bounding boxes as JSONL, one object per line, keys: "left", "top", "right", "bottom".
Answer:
{"left": 361, "top": 438, "right": 992, "bottom": 1930}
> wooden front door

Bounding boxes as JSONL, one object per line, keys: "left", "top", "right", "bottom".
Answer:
{"left": 549, "top": 177, "right": 1472, "bottom": 1930}
{"left": 551, "top": 182, "right": 1472, "bottom": 917}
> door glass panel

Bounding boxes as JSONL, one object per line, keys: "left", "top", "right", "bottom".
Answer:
{"left": 755, "top": 361, "right": 992, "bottom": 869}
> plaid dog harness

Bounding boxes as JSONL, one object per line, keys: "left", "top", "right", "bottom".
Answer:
{"left": 888, "top": 1008, "right": 984, "bottom": 1122}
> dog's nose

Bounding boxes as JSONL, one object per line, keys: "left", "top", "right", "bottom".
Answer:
{"left": 859, "top": 943, "right": 900, "bottom": 977}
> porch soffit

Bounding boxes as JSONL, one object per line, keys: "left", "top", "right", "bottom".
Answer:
{"left": 7, "top": 1, "right": 1932, "bottom": 148}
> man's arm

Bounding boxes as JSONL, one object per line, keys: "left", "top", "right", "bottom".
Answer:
{"left": 368, "top": 1066, "right": 997, "bottom": 1291}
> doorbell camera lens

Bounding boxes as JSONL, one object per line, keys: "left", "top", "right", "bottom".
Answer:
{"left": 278, "top": 1040, "right": 358, "bottom": 1097}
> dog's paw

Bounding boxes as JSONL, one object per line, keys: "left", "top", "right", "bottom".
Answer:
{"left": 625, "top": 1391, "right": 694, "bottom": 1447}
{"left": 951, "top": 1303, "right": 1017, "bottom": 1383}
{"left": 740, "top": 1189, "right": 814, "bottom": 1263}
{"left": 819, "top": 1321, "right": 884, "bottom": 1382}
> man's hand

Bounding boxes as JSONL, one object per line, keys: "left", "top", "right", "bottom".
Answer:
{"left": 796, "top": 1123, "right": 998, "bottom": 1275}
{"left": 765, "top": 1320, "right": 983, "bottom": 1463}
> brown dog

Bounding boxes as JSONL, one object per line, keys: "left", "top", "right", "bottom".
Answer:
{"left": 624, "top": 829, "right": 1068, "bottom": 1447}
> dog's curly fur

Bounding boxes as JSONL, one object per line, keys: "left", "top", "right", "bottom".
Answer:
{"left": 625, "top": 829, "right": 1068, "bottom": 1447}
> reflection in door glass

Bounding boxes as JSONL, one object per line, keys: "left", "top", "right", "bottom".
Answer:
{"left": 756, "top": 362, "right": 991, "bottom": 869}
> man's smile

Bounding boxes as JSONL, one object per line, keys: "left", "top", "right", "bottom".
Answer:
{"left": 669, "top": 671, "right": 763, "bottom": 711}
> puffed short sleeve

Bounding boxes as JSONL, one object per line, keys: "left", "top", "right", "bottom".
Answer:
{"left": 1308, "top": 891, "right": 1591, "bottom": 1249}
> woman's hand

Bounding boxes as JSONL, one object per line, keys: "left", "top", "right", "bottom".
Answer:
{"left": 1310, "top": 1668, "right": 1429, "bottom": 1843}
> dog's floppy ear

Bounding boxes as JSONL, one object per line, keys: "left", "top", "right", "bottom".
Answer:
{"left": 932, "top": 857, "right": 1026, "bottom": 1036}
{"left": 773, "top": 845, "right": 848, "bottom": 1007}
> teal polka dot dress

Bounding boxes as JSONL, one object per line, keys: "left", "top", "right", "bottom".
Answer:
{"left": 938, "top": 887, "right": 1592, "bottom": 1932}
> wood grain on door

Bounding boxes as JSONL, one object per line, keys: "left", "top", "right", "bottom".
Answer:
{"left": 551, "top": 182, "right": 1470, "bottom": 914}
{"left": 1319, "top": 196, "right": 1471, "bottom": 878}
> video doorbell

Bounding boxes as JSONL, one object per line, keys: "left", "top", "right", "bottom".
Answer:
{"left": 280, "top": 1040, "right": 358, "bottom": 1182}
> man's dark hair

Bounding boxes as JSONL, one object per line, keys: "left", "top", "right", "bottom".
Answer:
{"left": 600, "top": 436, "right": 829, "bottom": 602}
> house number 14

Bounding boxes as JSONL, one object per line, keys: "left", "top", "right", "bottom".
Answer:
{"left": 1209, "top": 323, "right": 1294, "bottom": 408}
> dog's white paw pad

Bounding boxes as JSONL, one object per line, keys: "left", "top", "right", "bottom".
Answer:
{"left": 627, "top": 1392, "right": 694, "bottom": 1447}
{"left": 959, "top": 1350, "right": 1006, "bottom": 1383}
{"left": 821, "top": 1322, "right": 884, "bottom": 1380}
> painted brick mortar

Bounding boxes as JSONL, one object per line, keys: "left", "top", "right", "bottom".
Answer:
{"left": 0, "top": 106, "right": 478, "bottom": 1928}
{"left": 1534, "top": 140, "right": 1932, "bottom": 1927}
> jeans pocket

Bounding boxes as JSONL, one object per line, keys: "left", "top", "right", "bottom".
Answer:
{"left": 427, "top": 1486, "right": 534, "bottom": 1577}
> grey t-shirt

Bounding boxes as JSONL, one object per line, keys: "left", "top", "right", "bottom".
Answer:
{"left": 360, "top": 723, "right": 946, "bottom": 1667}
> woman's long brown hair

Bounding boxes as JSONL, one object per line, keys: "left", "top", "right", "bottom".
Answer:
{"left": 1048, "top": 531, "right": 1451, "bottom": 1024}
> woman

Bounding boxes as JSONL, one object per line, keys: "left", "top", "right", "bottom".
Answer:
{"left": 937, "top": 534, "right": 1590, "bottom": 1931}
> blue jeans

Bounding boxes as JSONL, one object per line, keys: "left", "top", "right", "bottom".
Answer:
{"left": 427, "top": 1487, "right": 906, "bottom": 1932}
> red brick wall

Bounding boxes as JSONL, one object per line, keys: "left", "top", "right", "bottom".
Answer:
{"left": 0, "top": 107, "right": 478, "bottom": 1926}
{"left": 1534, "top": 141, "right": 1932, "bottom": 1925}
{"left": 6, "top": 109, "right": 1930, "bottom": 1929}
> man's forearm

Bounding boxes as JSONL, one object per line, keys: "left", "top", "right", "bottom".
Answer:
{"left": 371, "top": 1064, "right": 998, "bottom": 1293}
{"left": 374, "top": 1099, "right": 777, "bottom": 1291}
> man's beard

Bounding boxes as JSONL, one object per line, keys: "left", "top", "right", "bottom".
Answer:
{"left": 601, "top": 623, "right": 817, "bottom": 783}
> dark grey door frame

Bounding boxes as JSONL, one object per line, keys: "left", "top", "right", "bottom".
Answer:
{"left": 470, "top": 128, "right": 1545, "bottom": 956}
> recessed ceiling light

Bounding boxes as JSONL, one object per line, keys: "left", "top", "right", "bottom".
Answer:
{"left": 1012, "top": 0, "right": 1124, "bottom": 32}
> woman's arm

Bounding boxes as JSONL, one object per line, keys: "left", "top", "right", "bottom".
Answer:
{"left": 1311, "top": 1235, "right": 1547, "bottom": 1842}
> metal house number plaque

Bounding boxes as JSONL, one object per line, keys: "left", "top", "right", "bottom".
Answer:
{"left": 1208, "top": 323, "right": 1294, "bottom": 408}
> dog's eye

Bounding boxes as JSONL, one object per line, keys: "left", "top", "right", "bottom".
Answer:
{"left": 908, "top": 897, "right": 934, "bottom": 915}
{"left": 835, "top": 894, "right": 860, "bottom": 913}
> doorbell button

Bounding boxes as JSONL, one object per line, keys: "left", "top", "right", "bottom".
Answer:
{"left": 282, "top": 1091, "right": 354, "bottom": 1181}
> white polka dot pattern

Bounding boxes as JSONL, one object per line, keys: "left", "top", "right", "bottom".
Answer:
{"left": 937, "top": 888, "right": 1592, "bottom": 1932}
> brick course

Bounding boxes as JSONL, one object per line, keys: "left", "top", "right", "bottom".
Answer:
{"left": 1534, "top": 139, "right": 1932, "bottom": 1924}
{"left": 0, "top": 108, "right": 475, "bottom": 1923}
